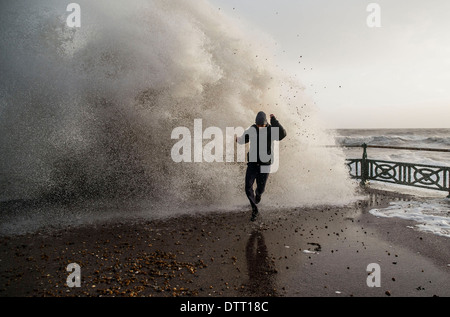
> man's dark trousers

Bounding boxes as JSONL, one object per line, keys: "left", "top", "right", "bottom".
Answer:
{"left": 245, "top": 163, "right": 270, "bottom": 210}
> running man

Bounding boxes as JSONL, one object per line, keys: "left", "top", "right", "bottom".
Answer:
{"left": 236, "top": 112, "right": 287, "bottom": 221}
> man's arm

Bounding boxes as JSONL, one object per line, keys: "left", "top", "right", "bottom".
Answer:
{"left": 270, "top": 114, "right": 287, "bottom": 141}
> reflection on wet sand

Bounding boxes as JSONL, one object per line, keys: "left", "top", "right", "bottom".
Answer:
{"left": 244, "top": 229, "right": 278, "bottom": 296}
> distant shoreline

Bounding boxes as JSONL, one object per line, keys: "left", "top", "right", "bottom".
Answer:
{"left": 330, "top": 128, "right": 450, "bottom": 132}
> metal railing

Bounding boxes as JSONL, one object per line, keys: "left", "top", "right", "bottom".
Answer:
{"left": 345, "top": 144, "right": 450, "bottom": 198}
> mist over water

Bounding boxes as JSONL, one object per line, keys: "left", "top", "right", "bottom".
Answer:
{"left": 0, "top": 0, "right": 356, "bottom": 233}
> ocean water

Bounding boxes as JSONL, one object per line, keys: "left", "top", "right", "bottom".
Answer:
{"left": 336, "top": 128, "right": 450, "bottom": 167}
{"left": 336, "top": 129, "right": 450, "bottom": 238}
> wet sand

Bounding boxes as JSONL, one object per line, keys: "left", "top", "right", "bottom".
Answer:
{"left": 1, "top": 188, "right": 450, "bottom": 298}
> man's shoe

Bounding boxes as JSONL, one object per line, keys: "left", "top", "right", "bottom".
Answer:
{"left": 251, "top": 206, "right": 259, "bottom": 222}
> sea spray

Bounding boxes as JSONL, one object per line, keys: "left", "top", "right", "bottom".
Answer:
{"left": 0, "top": 0, "right": 357, "bottom": 233}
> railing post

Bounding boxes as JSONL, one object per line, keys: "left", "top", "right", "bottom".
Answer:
{"left": 444, "top": 169, "right": 450, "bottom": 198}
{"left": 361, "top": 143, "right": 368, "bottom": 186}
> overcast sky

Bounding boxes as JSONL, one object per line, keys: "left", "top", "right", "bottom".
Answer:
{"left": 210, "top": 0, "right": 450, "bottom": 129}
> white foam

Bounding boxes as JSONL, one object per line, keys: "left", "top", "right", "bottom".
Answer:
{"left": 369, "top": 198, "right": 450, "bottom": 238}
